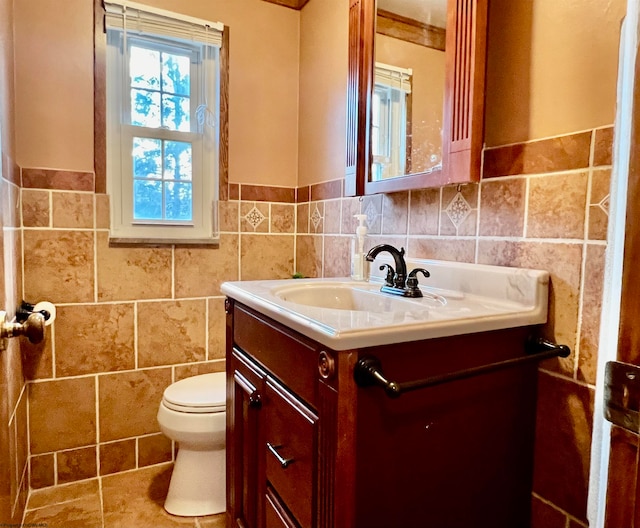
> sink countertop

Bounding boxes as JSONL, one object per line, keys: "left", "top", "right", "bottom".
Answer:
{"left": 221, "top": 257, "right": 549, "bottom": 351}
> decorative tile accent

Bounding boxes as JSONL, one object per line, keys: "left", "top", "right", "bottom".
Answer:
{"left": 589, "top": 169, "right": 611, "bottom": 241}
{"left": 363, "top": 199, "right": 380, "bottom": 232}
{"left": 245, "top": 206, "right": 266, "bottom": 229}
{"left": 241, "top": 202, "right": 269, "bottom": 233}
{"left": 445, "top": 192, "right": 472, "bottom": 228}
{"left": 310, "top": 204, "right": 323, "bottom": 232}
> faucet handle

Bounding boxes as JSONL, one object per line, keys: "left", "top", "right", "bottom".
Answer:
{"left": 379, "top": 264, "right": 396, "bottom": 287}
{"left": 406, "top": 268, "right": 430, "bottom": 297}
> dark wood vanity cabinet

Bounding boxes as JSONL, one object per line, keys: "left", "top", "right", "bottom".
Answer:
{"left": 226, "top": 299, "right": 540, "bottom": 528}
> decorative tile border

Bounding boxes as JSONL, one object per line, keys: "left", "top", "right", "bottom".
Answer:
{"left": 483, "top": 131, "right": 594, "bottom": 178}
{"left": 22, "top": 169, "right": 95, "bottom": 192}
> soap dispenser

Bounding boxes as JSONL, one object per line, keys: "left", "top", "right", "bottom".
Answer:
{"left": 351, "top": 214, "right": 369, "bottom": 281}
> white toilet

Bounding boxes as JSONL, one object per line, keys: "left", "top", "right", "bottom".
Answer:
{"left": 157, "top": 372, "right": 227, "bottom": 516}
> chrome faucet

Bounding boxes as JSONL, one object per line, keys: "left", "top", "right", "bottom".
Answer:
{"left": 365, "top": 244, "right": 430, "bottom": 298}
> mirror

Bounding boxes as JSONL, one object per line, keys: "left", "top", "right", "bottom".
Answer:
{"left": 346, "top": 0, "right": 489, "bottom": 196}
{"left": 372, "top": 0, "right": 446, "bottom": 182}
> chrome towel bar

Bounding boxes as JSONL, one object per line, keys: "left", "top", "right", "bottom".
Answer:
{"left": 353, "top": 337, "right": 570, "bottom": 398}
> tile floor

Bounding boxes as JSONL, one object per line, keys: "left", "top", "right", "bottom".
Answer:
{"left": 23, "top": 463, "right": 226, "bottom": 528}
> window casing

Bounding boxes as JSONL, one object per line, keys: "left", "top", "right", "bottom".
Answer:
{"left": 105, "top": 3, "right": 222, "bottom": 243}
{"left": 371, "top": 63, "right": 412, "bottom": 182}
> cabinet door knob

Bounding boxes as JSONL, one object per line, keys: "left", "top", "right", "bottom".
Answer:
{"left": 249, "top": 392, "right": 262, "bottom": 408}
{"left": 266, "top": 442, "right": 295, "bottom": 468}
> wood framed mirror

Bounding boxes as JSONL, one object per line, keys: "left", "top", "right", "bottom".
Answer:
{"left": 346, "top": 0, "right": 488, "bottom": 196}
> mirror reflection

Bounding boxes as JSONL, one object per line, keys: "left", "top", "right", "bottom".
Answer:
{"left": 372, "top": 0, "right": 447, "bottom": 182}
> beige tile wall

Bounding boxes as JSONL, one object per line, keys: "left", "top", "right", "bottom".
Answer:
{"left": 0, "top": 166, "right": 29, "bottom": 522}
{"left": 21, "top": 125, "right": 611, "bottom": 527}
{"left": 22, "top": 191, "right": 296, "bottom": 489}
{"left": 296, "top": 126, "right": 612, "bottom": 527}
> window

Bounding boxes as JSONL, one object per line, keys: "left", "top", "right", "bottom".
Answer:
{"left": 105, "top": 1, "right": 223, "bottom": 243}
{"left": 371, "top": 63, "right": 412, "bottom": 182}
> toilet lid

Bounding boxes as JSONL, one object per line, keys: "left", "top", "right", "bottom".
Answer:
{"left": 162, "top": 372, "right": 226, "bottom": 413}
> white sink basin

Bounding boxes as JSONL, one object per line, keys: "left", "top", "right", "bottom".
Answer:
{"left": 273, "top": 282, "right": 446, "bottom": 312}
{"left": 221, "top": 257, "right": 549, "bottom": 350}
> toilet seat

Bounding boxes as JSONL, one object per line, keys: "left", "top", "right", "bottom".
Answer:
{"left": 162, "top": 372, "right": 226, "bottom": 414}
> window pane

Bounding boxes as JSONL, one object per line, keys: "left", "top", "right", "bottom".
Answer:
{"left": 162, "top": 52, "right": 190, "bottom": 96}
{"left": 162, "top": 94, "right": 190, "bottom": 131}
{"left": 164, "top": 141, "right": 192, "bottom": 181}
{"left": 132, "top": 137, "right": 162, "bottom": 179}
{"left": 133, "top": 180, "right": 163, "bottom": 220}
{"left": 130, "top": 46, "right": 160, "bottom": 91}
{"left": 131, "top": 89, "right": 161, "bottom": 128}
{"left": 164, "top": 181, "right": 193, "bottom": 221}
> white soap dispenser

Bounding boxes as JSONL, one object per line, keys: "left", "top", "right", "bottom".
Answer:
{"left": 351, "top": 214, "right": 369, "bottom": 281}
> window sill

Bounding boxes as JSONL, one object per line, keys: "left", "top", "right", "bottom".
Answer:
{"left": 108, "top": 236, "right": 220, "bottom": 248}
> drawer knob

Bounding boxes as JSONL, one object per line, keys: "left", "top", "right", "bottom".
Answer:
{"left": 266, "top": 442, "right": 295, "bottom": 468}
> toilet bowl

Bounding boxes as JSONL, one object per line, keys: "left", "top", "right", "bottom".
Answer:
{"left": 157, "top": 372, "right": 226, "bottom": 516}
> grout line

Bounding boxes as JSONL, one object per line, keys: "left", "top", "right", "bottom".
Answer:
{"left": 134, "top": 302, "right": 139, "bottom": 370}
{"left": 523, "top": 175, "right": 530, "bottom": 239}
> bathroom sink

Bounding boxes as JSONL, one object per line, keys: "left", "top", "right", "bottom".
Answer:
{"left": 272, "top": 282, "right": 446, "bottom": 312}
{"left": 221, "top": 257, "right": 549, "bottom": 350}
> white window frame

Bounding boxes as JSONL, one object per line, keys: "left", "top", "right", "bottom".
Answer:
{"left": 105, "top": 2, "right": 222, "bottom": 244}
{"left": 371, "top": 62, "right": 412, "bottom": 182}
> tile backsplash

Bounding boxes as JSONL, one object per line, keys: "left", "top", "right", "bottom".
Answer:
{"left": 19, "top": 125, "right": 611, "bottom": 527}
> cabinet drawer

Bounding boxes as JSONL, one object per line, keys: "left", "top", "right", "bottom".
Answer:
{"left": 264, "top": 380, "right": 317, "bottom": 528}
{"left": 233, "top": 303, "right": 318, "bottom": 406}
{"left": 266, "top": 487, "right": 299, "bottom": 528}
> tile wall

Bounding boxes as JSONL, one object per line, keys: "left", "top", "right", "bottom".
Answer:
{"left": 21, "top": 178, "right": 296, "bottom": 489}
{"left": 0, "top": 157, "right": 28, "bottom": 524}
{"left": 296, "top": 126, "right": 612, "bottom": 527}
{"left": 21, "top": 125, "right": 611, "bottom": 527}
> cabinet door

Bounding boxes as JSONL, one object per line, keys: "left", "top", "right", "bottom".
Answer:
{"left": 228, "top": 349, "right": 266, "bottom": 528}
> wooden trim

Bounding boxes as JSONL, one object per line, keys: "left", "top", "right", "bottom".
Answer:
{"left": 219, "top": 27, "right": 230, "bottom": 201}
{"left": 441, "top": 0, "right": 488, "bottom": 185}
{"left": 348, "top": 0, "right": 488, "bottom": 196}
{"left": 94, "top": 0, "right": 107, "bottom": 193}
{"left": 376, "top": 9, "right": 446, "bottom": 51}
{"left": 258, "top": 0, "right": 311, "bottom": 9}
{"left": 345, "top": 0, "right": 375, "bottom": 196}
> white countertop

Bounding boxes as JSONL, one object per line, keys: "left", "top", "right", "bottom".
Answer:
{"left": 221, "top": 257, "right": 549, "bottom": 351}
